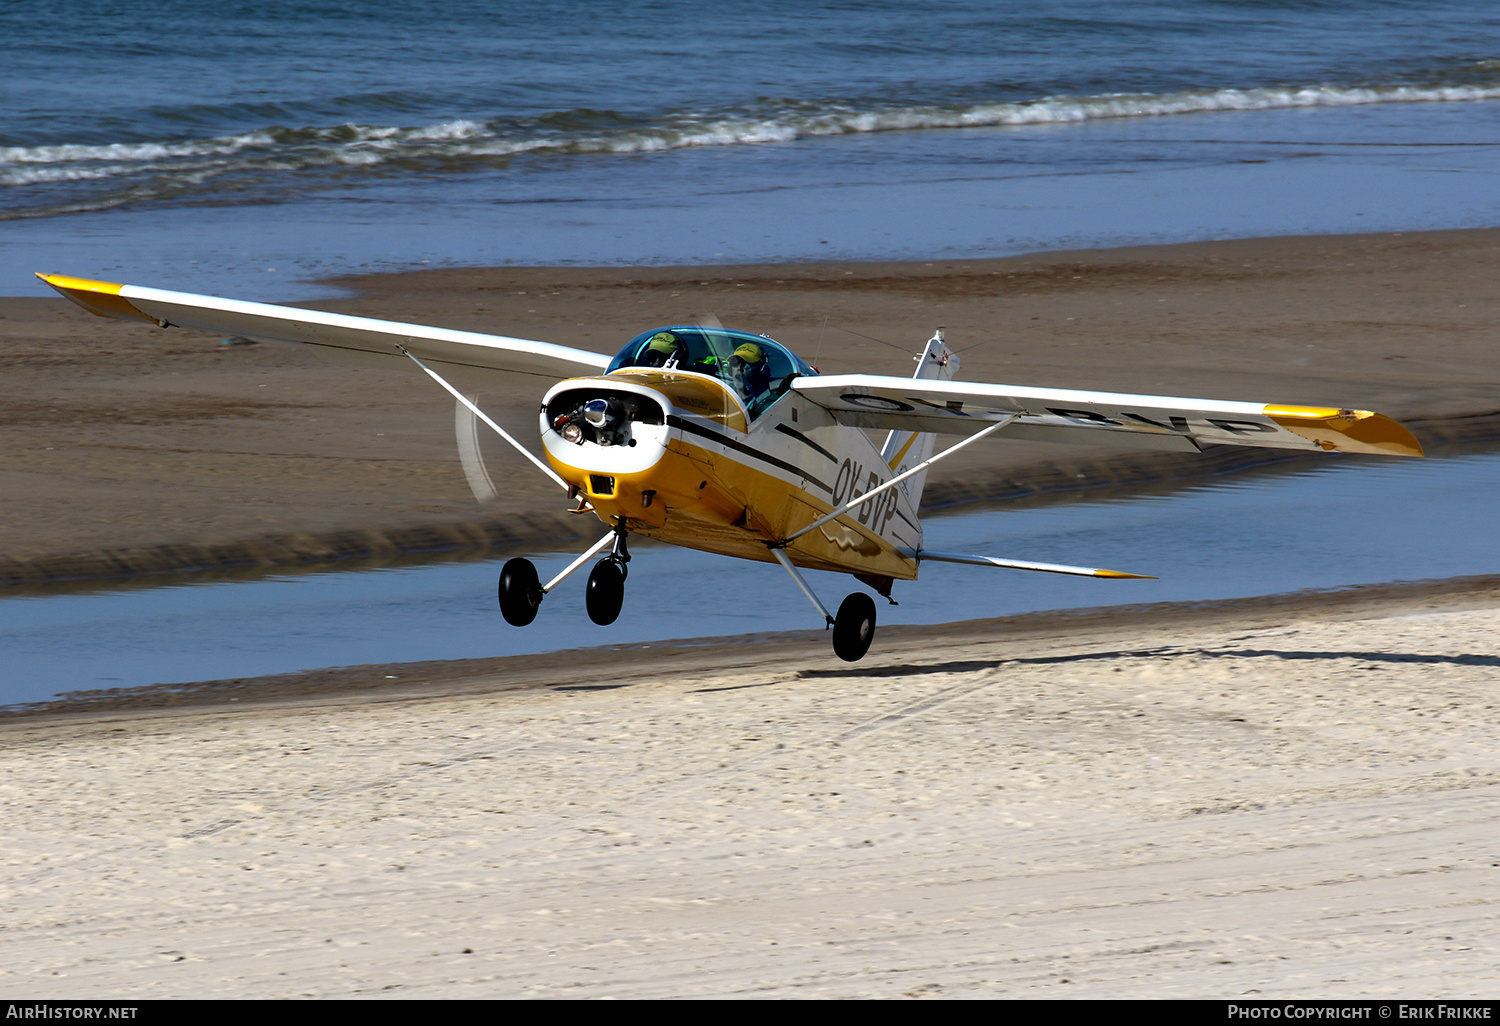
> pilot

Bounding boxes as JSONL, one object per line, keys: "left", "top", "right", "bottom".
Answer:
{"left": 639, "top": 331, "right": 685, "bottom": 368}
{"left": 729, "top": 342, "right": 771, "bottom": 403}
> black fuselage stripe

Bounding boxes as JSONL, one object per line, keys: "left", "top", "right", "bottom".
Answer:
{"left": 668, "top": 416, "right": 832, "bottom": 495}
{"left": 774, "top": 423, "right": 839, "bottom": 462}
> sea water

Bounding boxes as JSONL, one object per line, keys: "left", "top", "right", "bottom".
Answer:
{"left": 4, "top": 0, "right": 1499, "bottom": 295}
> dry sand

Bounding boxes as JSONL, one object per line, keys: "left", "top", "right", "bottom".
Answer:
{"left": 1, "top": 584, "right": 1497, "bottom": 998}
{"left": 3, "top": 230, "right": 1500, "bottom": 998}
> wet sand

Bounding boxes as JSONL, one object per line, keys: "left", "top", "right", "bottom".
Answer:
{"left": 6, "top": 227, "right": 1500, "bottom": 585}
{"left": 4, "top": 230, "right": 1500, "bottom": 997}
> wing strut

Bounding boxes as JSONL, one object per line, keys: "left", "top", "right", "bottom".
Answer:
{"left": 397, "top": 344, "right": 570, "bottom": 492}
{"left": 779, "top": 415, "right": 1016, "bottom": 546}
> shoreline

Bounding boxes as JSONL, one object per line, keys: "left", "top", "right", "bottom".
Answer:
{"left": 6, "top": 227, "right": 1499, "bottom": 589}
{"left": 6, "top": 569, "right": 1500, "bottom": 724}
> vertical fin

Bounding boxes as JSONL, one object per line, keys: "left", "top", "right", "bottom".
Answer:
{"left": 878, "top": 329, "right": 960, "bottom": 510}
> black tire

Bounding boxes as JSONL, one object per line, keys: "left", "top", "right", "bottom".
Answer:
{"left": 586, "top": 559, "right": 626, "bottom": 626}
{"left": 832, "top": 592, "right": 877, "bottom": 662}
{"left": 498, "top": 558, "right": 543, "bottom": 626}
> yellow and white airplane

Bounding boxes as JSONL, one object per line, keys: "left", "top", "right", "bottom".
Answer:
{"left": 38, "top": 272, "right": 1424, "bottom": 661}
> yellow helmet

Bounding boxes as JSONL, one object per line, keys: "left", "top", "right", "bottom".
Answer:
{"left": 647, "top": 331, "right": 680, "bottom": 355}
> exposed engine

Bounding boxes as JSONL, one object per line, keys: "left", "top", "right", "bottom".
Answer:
{"left": 546, "top": 389, "right": 664, "bottom": 448}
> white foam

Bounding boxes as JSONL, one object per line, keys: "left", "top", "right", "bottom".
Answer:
{"left": 0, "top": 131, "right": 276, "bottom": 165}
{"left": 467, "top": 82, "right": 1500, "bottom": 157}
{"left": 4, "top": 80, "right": 1498, "bottom": 211}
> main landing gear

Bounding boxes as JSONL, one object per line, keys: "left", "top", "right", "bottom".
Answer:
{"left": 500, "top": 523, "right": 879, "bottom": 662}
{"left": 768, "top": 547, "right": 879, "bottom": 662}
{"left": 497, "top": 557, "right": 544, "bottom": 626}
{"left": 831, "top": 592, "right": 877, "bottom": 662}
{"left": 497, "top": 521, "right": 631, "bottom": 627}
{"left": 585, "top": 532, "right": 629, "bottom": 625}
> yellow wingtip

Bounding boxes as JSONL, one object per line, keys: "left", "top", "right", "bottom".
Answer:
{"left": 1094, "top": 569, "right": 1157, "bottom": 579}
{"left": 1266, "top": 405, "right": 1424, "bottom": 458}
{"left": 36, "top": 272, "right": 161, "bottom": 325}
{"left": 36, "top": 272, "right": 123, "bottom": 294}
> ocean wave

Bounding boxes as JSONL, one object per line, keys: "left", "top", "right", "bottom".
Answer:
{"left": 0, "top": 132, "right": 277, "bottom": 165}
{"left": 4, "top": 80, "right": 1499, "bottom": 217}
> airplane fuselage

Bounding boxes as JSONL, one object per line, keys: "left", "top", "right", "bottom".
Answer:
{"left": 540, "top": 368, "right": 923, "bottom": 581}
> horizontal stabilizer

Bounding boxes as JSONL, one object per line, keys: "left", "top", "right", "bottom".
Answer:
{"left": 902, "top": 548, "right": 1156, "bottom": 579}
{"left": 36, "top": 273, "right": 610, "bottom": 383}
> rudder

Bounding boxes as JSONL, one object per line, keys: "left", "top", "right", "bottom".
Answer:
{"left": 877, "top": 329, "right": 960, "bottom": 512}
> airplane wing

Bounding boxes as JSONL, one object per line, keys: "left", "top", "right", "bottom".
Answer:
{"left": 36, "top": 274, "right": 611, "bottom": 382}
{"left": 792, "top": 373, "right": 1423, "bottom": 457}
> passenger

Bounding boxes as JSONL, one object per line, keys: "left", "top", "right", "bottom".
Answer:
{"left": 729, "top": 342, "right": 771, "bottom": 405}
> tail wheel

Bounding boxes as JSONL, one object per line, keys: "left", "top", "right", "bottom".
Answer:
{"left": 832, "top": 592, "right": 877, "bottom": 662}
{"left": 586, "top": 558, "right": 627, "bottom": 626}
{"left": 498, "top": 558, "right": 543, "bottom": 626}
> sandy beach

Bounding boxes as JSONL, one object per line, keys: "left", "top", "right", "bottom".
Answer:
{"left": 3, "top": 229, "right": 1500, "bottom": 997}
{"left": 2, "top": 580, "right": 1498, "bottom": 998}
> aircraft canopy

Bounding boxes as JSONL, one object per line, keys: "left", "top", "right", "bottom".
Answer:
{"left": 608, "top": 326, "right": 817, "bottom": 416}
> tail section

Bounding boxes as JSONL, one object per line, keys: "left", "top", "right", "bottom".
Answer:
{"left": 878, "top": 329, "right": 959, "bottom": 510}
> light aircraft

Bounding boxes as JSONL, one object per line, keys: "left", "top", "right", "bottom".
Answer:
{"left": 38, "top": 272, "right": 1424, "bottom": 661}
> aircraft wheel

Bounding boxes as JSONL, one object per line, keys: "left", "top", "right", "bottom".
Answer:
{"left": 832, "top": 592, "right": 877, "bottom": 662}
{"left": 586, "top": 558, "right": 626, "bottom": 626}
{"left": 498, "top": 558, "right": 543, "bottom": 626}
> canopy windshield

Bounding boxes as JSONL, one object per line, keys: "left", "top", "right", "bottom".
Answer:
{"left": 608, "top": 326, "right": 816, "bottom": 416}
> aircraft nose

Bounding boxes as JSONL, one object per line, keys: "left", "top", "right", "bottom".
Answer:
{"left": 541, "top": 383, "right": 672, "bottom": 504}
